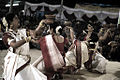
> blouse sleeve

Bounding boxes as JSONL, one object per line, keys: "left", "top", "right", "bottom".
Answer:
{"left": 2, "top": 32, "right": 14, "bottom": 48}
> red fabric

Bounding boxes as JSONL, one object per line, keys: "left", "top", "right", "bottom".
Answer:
{"left": 2, "top": 32, "right": 14, "bottom": 48}
{"left": 53, "top": 37, "right": 68, "bottom": 57}
{"left": 38, "top": 36, "right": 67, "bottom": 71}
{"left": 38, "top": 37, "right": 54, "bottom": 72}
{"left": 74, "top": 40, "right": 82, "bottom": 69}
{"left": 84, "top": 35, "right": 87, "bottom": 41}
{"left": 39, "top": 35, "right": 67, "bottom": 80}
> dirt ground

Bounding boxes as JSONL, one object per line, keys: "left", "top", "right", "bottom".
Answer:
{"left": 0, "top": 49, "right": 120, "bottom": 80}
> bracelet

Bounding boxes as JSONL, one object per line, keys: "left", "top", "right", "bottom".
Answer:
{"left": 24, "top": 37, "right": 27, "bottom": 42}
{"left": 28, "top": 36, "right": 31, "bottom": 42}
{"left": 24, "top": 36, "right": 31, "bottom": 43}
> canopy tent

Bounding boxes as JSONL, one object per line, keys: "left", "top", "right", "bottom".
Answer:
{"left": 24, "top": 2, "right": 119, "bottom": 23}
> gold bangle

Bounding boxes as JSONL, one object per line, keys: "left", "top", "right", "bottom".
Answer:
{"left": 24, "top": 37, "right": 28, "bottom": 42}
{"left": 26, "top": 36, "right": 31, "bottom": 42}
{"left": 28, "top": 36, "right": 31, "bottom": 42}
{"left": 24, "top": 36, "right": 32, "bottom": 43}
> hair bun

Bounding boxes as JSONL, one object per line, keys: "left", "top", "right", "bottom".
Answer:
{"left": 5, "top": 12, "right": 15, "bottom": 23}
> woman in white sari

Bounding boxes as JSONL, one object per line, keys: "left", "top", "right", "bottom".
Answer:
{"left": 91, "top": 50, "right": 108, "bottom": 74}
{"left": 31, "top": 18, "right": 69, "bottom": 80}
{"left": 2, "top": 13, "right": 47, "bottom": 80}
{"left": 65, "top": 22, "right": 89, "bottom": 73}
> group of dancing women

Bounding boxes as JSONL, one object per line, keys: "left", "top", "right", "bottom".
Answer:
{"left": 1, "top": 12, "right": 108, "bottom": 80}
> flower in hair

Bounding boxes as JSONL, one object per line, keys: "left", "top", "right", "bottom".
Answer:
{"left": 56, "top": 26, "right": 62, "bottom": 35}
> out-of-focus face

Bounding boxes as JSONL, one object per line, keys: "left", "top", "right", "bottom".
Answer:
{"left": 110, "top": 27, "right": 116, "bottom": 32}
{"left": 109, "top": 24, "right": 116, "bottom": 32}
{"left": 102, "top": 24, "right": 108, "bottom": 30}
{"left": 12, "top": 15, "right": 20, "bottom": 30}
{"left": 87, "top": 24, "right": 94, "bottom": 32}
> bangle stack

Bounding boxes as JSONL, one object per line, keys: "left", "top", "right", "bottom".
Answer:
{"left": 24, "top": 36, "right": 31, "bottom": 42}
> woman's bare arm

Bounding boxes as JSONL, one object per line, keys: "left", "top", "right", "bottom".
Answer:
{"left": 9, "top": 38, "right": 26, "bottom": 49}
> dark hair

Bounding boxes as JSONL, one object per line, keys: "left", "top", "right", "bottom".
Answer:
{"left": 58, "top": 28, "right": 62, "bottom": 35}
{"left": 73, "top": 21, "right": 87, "bottom": 41}
{"left": 49, "top": 21, "right": 59, "bottom": 32}
{"left": 5, "top": 12, "right": 16, "bottom": 28}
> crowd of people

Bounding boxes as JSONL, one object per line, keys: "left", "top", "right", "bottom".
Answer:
{"left": 1, "top": 12, "right": 120, "bottom": 80}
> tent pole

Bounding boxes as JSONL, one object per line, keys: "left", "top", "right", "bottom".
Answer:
{"left": 9, "top": 0, "right": 14, "bottom": 13}
{"left": 59, "top": 0, "right": 63, "bottom": 22}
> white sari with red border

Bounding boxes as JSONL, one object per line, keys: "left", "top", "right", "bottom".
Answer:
{"left": 65, "top": 40, "right": 89, "bottom": 68}
{"left": 3, "top": 29, "right": 47, "bottom": 80}
{"left": 33, "top": 35, "right": 65, "bottom": 72}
